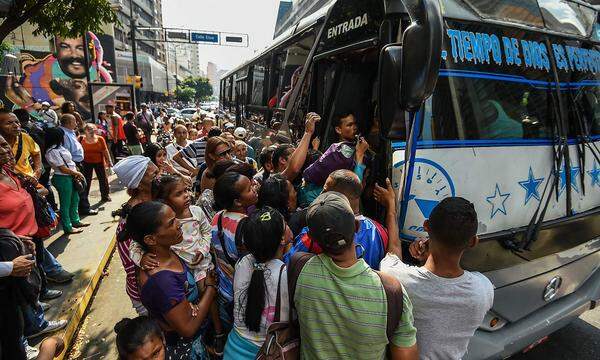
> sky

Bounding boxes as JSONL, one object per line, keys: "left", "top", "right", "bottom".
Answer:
{"left": 162, "top": 0, "right": 283, "bottom": 73}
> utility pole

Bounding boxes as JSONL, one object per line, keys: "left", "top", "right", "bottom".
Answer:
{"left": 130, "top": 0, "right": 140, "bottom": 109}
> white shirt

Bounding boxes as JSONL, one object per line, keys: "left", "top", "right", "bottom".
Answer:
{"left": 0, "top": 261, "right": 13, "bottom": 277}
{"left": 233, "top": 255, "right": 289, "bottom": 346}
{"left": 45, "top": 146, "right": 77, "bottom": 175}
{"left": 380, "top": 253, "right": 494, "bottom": 360}
{"left": 165, "top": 141, "right": 196, "bottom": 173}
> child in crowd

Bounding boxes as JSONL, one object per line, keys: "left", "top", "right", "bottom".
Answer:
{"left": 114, "top": 316, "right": 166, "bottom": 360}
{"left": 129, "top": 174, "right": 226, "bottom": 355}
{"left": 223, "top": 207, "right": 292, "bottom": 359}
{"left": 300, "top": 112, "right": 369, "bottom": 207}
{"left": 211, "top": 172, "right": 259, "bottom": 330}
{"left": 143, "top": 143, "right": 191, "bottom": 186}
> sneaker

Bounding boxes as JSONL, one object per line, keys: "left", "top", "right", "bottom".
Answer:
{"left": 27, "top": 319, "right": 67, "bottom": 339}
{"left": 46, "top": 269, "right": 74, "bottom": 284}
{"left": 25, "top": 345, "right": 39, "bottom": 360}
{"left": 39, "top": 301, "right": 51, "bottom": 311}
{"left": 40, "top": 289, "right": 63, "bottom": 300}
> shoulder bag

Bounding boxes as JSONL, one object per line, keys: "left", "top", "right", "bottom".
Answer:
{"left": 58, "top": 150, "right": 86, "bottom": 194}
{"left": 256, "top": 252, "right": 314, "bottom": 360}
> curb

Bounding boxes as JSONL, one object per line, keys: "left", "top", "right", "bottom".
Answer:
{"left": 57, "top": 234, "right": 117, "bottom": 360}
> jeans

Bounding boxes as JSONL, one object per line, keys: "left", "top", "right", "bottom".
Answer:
{"left": 42, "top": 247, "right": 63, "bottom": 276}
{"left": 81, "top": 161, "right": 110, "bottom": 200}
{"left": 52, "top": 174, "right": 81, "bottom": 232}
{"left": 23, "top": 303, "right": 47, "bottom": 336}
{"left": 39, "top": 165, "right": 57, "bottom": 210}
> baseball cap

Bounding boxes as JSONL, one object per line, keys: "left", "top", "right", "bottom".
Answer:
{"left": 234, "top": 127, "right": 247, "bottom": 139}
{"left": 41, "top": 101, "right": 51, "bottom": 107}
{"left": 140, "top": 103, "right": 148, "bottom": 107}
{"left": 224, "top": 122, "right": 235, "bottom": 129}
{"left": 307, "top": 191, "right": 355, "bottom": 252}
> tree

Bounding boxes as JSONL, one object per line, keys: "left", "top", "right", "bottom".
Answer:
{"left": 175, "top": 86, "right": 196, "bottom": 103}
{"left": 0, "top": 0, "right": 118, "bottom": 43}
{"left": 182, "top": 76, "right": 213, "bottom": 101}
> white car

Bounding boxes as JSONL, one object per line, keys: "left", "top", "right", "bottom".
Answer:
{"left": 179, "top": 108, "right": 197, "bottom": 120}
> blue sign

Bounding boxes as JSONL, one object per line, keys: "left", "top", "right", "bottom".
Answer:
{"left": 191, "top": 32, "right": 219, "bottom": 43}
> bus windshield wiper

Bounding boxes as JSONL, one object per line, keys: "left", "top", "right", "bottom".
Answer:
{"left": 520, "top": 38, "right": 572, "bottom": 251}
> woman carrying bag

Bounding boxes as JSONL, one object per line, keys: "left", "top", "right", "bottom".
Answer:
{"left": 44, "top": 128, "right": 89, "bottom": 234}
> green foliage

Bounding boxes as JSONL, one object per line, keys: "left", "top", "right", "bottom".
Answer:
{"left": 175, "top": 86, "right": 196, "bottom": 103}
{"left": 182, "top": 76, "right": 213, "bottom": 101}
{"left": 0, "top": 42, "right": 12, "bottom": 63}
{"left": 0, "top": 0, "right": 118, "bottom": 41}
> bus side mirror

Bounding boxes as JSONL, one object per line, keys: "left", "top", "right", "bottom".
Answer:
{"left": 400, "top": 0, "right": 443, "bottom": 112}
{"left": 378, "top": 45, "right": 404, "bottom": 136}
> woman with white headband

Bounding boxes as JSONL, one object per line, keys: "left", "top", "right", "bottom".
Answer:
{"left": 112, "top": 155, "right": 160, "bottom": 315}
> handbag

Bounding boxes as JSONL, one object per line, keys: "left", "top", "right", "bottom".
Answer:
{"left": 58, "top": 150, "right": 87, "bottom": 194}
{"left": 13, "top": 170, "right": 56, "bottom": 228}
{"left": 73, "top": 176, "right": 87, "bottom": 194}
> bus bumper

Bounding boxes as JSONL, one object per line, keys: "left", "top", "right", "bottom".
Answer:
{"left": 465, "top": 266, "right": 600, "bottom": 360}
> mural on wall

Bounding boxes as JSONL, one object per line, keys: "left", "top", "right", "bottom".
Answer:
{"left": 2, "top": 32, "right": 115, "bottom": 120}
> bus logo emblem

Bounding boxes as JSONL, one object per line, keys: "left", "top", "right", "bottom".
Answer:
{"left": 543, "top": 276, "right": 562, "bottom": 302}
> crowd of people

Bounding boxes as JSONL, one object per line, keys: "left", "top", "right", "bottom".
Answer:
{"left": 0, "top": 100, "right": 494, "bottom": 360}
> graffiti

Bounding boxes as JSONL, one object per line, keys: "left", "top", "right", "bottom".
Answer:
{"left": 2, "top": 32, "right": 115, "bottom": 120}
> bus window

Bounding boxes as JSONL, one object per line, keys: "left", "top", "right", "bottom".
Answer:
{"left": 276, "top": 32, "right": 315, "bottom": 110}
{"left": 423, "top": 72, "right": 554, "bottom": 141}
{"left": 559, "top": 41, "right": 600, "bottom": 138}
{"left": 538, "top": 0, "right": 596, "bottom": 37}
{"left": 463, "top": 0, "right": 544, "bottom": 28}
{"left": 251, "top": 62, "right": 267, "bottom": 106}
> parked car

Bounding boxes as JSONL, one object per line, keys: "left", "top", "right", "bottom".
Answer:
{"left": 179, "top": 108, "right": 197, "bottom": 119}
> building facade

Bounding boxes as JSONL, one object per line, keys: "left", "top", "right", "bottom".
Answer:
{"left": 111, "top": 0, "right": 169, "bottom": 99}
{"left": 274, "top": 0, "right": 333, "bottom": 38}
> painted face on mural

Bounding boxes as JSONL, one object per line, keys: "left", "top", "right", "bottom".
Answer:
{"left": 50, "top": 78, "right": 91, "bottom": 119}
{"left": 55, "top": 37, "right": 86, "bottom": 79}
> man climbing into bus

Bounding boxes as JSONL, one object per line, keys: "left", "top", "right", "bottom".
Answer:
{"left": 375, "top": 181, "right": 494, "bottom": 360}
{"left": 299, "top": 112, "right": 369, "bottom": 207}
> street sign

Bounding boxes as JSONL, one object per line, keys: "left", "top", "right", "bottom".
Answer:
{"left": 221, "top": 32, "right": 249, "bottom": 47}
{"left": 191, "top": 32, "right": 219, "bottom": 44}
{"left": 165, "top": 29, "right": 190, "bottom": 43}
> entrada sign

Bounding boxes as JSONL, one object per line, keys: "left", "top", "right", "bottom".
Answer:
{"left": 327, "top": 13, "right": 369, "bottom": 39}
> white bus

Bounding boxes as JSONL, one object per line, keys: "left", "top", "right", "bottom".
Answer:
{"left": 221, "top": 0, "right": 600, "bottom": 358}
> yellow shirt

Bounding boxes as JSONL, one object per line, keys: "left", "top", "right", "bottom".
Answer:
{"left": 11, "top": 132, "right": 40, "bottom": 177}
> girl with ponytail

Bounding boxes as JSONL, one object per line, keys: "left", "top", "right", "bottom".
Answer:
{"left": 223, "top": 207, "right": 292, "bottom": 359}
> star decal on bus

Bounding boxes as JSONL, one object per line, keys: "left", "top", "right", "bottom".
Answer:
{"left": 518, "top": 167, "right": 544, "bottom": 205}
{"left": 486, "top": 184, "right": 510, "bottom": 219}
{"left": 558, "top": 166, "right": 580, "bottom": 194}
{"left": 587, "top": 162, "right": 600, "bottom": 188}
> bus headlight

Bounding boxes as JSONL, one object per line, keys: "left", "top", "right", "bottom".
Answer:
{"left": 479, "top": 311, "right": 507, "bottom": 332}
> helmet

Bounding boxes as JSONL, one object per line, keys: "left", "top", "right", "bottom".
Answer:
{"left": 234, "top": 127, "right": 247, "bottom": 139}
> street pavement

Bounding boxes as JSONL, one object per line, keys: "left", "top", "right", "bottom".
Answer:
{"left": 31, "top": 174, "right": 130, "bottom": 358}
{"left": 66, "top": 253, "right": 135, "bottom": 359}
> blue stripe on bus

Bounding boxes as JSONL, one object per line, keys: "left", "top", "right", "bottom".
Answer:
{"left": 439, "top": 69, "right": 600, "bottom": 89}
{"left": 391, "top": 136, "right": 600, "bottom": 150}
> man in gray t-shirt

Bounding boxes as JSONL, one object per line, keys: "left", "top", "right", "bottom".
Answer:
{"left": 374, "top": 185, "right": 493, "bottom": 360}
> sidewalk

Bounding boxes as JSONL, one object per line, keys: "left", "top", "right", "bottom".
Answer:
{"left": 31, "top": 175, "right": 130, "bottom": 359}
